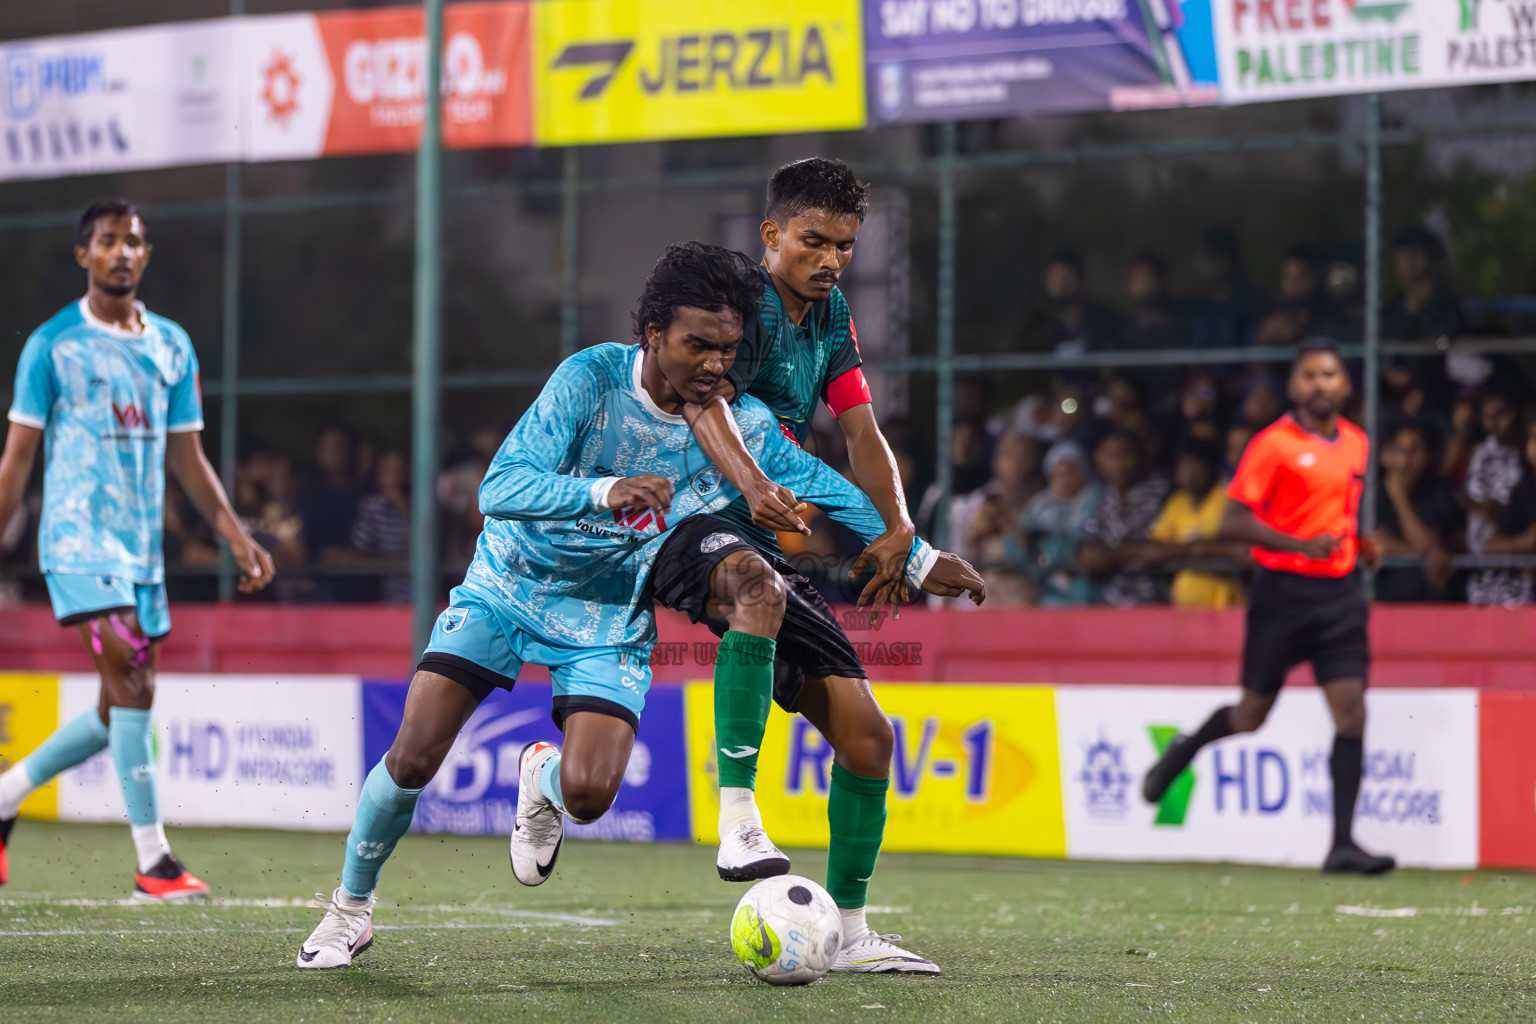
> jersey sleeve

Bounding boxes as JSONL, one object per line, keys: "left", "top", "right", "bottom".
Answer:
{"left": 823, "top": 289, "right": 864, "bottom": 385}
{"left": 8, "top": 330, "right": 57, "bottom": 428}
{"left": 166, "top": 335, "right": 204, "bottom": 433}
{"left": 479, "top": 354, "right": 614, "bottom": 521}
{"left": 1226, "top": 432, "right": 1282, "bottom": 510}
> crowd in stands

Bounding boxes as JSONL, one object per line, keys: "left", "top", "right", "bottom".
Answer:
{"left": 2, "top": 227, "right": 1533, "bottom": 610}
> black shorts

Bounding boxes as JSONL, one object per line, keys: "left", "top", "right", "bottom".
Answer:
{"left": 649, "top": 514, "right": 865, "bottom": 710}
{"left": 1242, "top": 567, "right": 1370, "bottom": 695}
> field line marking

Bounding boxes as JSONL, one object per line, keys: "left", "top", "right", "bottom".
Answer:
{"left": 1336, "top": 905, "right": 1417, "bottom": 917}
{"left": 0, "top": 896, "right": 613, "bottom": 925}
{"left": 0, "top": 920, "right": 613, "bottom": 938}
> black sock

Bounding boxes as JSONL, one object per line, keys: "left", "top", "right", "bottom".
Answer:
{"left": 1330, "top": 735, "right": 1364, "bottom": 850}
{"left": 1190, "top": 706, "right": 1236, "bottom": 750}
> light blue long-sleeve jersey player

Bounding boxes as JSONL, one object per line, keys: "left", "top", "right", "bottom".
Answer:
{"left": 421, "top": 342, "right": 934, "bottom": 728}
{"left": 8, "top": 300, "right": 202, "bottom": 636}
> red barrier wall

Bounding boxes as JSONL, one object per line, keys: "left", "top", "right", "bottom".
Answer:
{"left": 1, "top": 603, "right": 1532, "bottom": 688}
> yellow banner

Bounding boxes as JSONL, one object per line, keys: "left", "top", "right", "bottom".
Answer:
{"left": 534, "top": 0, "right": 865, "bottom": 146}
{"left": 0, "top": 674, "right": 60, "bottom": 820}
{"left": 685, "top": 683, "right": 1065, "bottom": 857}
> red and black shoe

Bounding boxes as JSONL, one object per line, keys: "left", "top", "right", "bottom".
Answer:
{"left": 0, "top": 815, "right": 16, "bottom": 886}
{"left": 134, "top": 853, "right": 211, "bottom": 902}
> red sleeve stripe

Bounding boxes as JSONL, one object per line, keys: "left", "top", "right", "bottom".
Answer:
{"left": 825, "top": 367, "right": 872, "bottom": 419}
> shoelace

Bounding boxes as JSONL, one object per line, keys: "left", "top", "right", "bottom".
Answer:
{"left": 306, "top": 891, "right": 369, "bottom": 949}
{"left": 845, "top": 930, "right": 906, "bottom": 952}
{"left": 518, "top": 799, "right": 563, "bottom": 847}
{"left": 736, "top": 824, "right": 777, "bottom": 854}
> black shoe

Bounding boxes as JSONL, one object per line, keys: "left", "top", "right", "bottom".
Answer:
{"left": 1323, "top": 843, "right": 1396, "bottom": 875}
{"left": 1141, "top": 735, "right": 1194, "bottom": 804}
{"left": 0, "top": 814, "right": 15, "bottom": 886}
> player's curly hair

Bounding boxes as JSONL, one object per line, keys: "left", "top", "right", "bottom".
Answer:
{"left": 765, "top": 157, "right": 870, "bottom": 226}
{"left": 632, "top": 241, "right": 764, "bottom": 348}
{"left": 76, "top": 199, "right": 143, "bottom": 249}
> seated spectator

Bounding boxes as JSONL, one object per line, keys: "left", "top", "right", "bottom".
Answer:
{"left": 438, "top": 427, "right": 502, "bottom": 575}
{"left": 1077, "top": 431, "right": 1171, "bottom": 607}
{"left": 1121, "top": 250, "right": 1185, "bottom": 409}
{"left": 1145, "top": 442, "right": 1247, "bottom": 608}
{"left": 1381, "top": 227, "right": 1465, "bottom": 413}
{"left": 1481, "top": 417, "right": 1536, "bottom": 606}
{"left": 1012, "top": 441, "right": 1102, "bottom": 606}
{"left": 1225, "top": 423, "right": 1255, "bottom": 477}
{"left": 1465, "top": 390, "right": 1528, "bottom": 606}
{"left": 298, "top": 424, "right": 365, "bottom": 600}
{"left": 1236, "top": 373, "right": 1283, "bottom": 432}
{"left": 916, "top": 419, "right": 990, "bottom": 540}
{"left": 351, "top": 451, "right": 412, "bottom": 606}
{"left": 1170, "top": 371, "right": 1223, "bottom": 451}
{"left": 1188, "top": 227, "right": 1265, "bottom": 351}
{"left": 1022, "top": 247, "right": 1123, "bottom": 359}
{"left": 1374, "top": 423, "right": 1461, "bottom": 602}
{"left": 1254, "top": 247, "right": 1339, "bottom": 347}
{"left": 956, "top": 431, "right": 1044, "bottom": 568}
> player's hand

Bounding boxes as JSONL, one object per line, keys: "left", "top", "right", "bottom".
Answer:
{"left": 230, "top": 532, "right": 276, "bottom": 594}
{"left": 608, "top": 474, "right": 674, "bottom": 515}
{"left": 743, "top": 477, "right": 810, "bottom": 536}
{"left": 1359, "top": 534, "right": 1383, "bottom": 572}
{"left": 1297, "top": 533, "right": 1341, "bottom": 561}
{"left": 921, "top": 551, "right": 987, "bottom": 606}
{"left": 851, "top": 522, "right": 916, "bottom": 620}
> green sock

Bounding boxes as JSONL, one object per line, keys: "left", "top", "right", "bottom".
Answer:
{"left": 713, "top": 630, "right": 776, "bottom": 790}
{"left": 827, "top": 763, "right": 888, "bottom": 909}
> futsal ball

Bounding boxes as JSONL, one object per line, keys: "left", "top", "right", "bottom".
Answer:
{"left": 729, "top": 874, "right": 844, "bottom": 985}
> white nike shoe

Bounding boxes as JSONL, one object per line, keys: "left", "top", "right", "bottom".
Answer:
{"left": 510, "top": 741, "right": 565, "bottom": 887}
{"left": 831, "top": 930, "right": 941, "bottom": 974}
{"left": 716, "top": 821, "right": 790, "bottom": 882}
{"left": 295, "top": 887, "right": 374, "bottom": 969}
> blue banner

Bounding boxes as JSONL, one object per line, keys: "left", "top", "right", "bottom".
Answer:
{"left": 362, "top": 680, "right": 692, "bottom": 841}
{"left": 864, "top": 0, "right": 1218, "bottom": 125}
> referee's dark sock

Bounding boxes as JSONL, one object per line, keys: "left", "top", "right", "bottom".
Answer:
{"left": 1329, "top": 735, "right": 1364, "bottom": 850}
{"left": 1143, "top": 706, "right": 1235, "bottom": 803}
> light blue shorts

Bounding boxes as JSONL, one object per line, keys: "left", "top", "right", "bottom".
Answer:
{"left": 44, "top": 573, "right": 171, "bottom": 639}
{"left": 417, "top": 584, "right": 651, "bottom": 732}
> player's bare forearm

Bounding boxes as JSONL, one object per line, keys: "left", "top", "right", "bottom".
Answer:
{"left": 0, "top": 421, "right": 42, "bottom": 537}
{"left": 166, "top": 431, "right": 241, "bottom": 541}
{"left": 838, "top": 404, "right": 912, "bottom": 537}
{"left": 1218, "top": 499, "right": 1314, "bottom": 555}
{"left": 681, "top": 394, "right": 808, "bottom": 535}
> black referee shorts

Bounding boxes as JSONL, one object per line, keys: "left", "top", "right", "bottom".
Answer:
{"left": 649, "top": 514, "right": 865, "bottom": 711}
{"left": 1242, "top": 567, "right": 1370, "bottom": 695}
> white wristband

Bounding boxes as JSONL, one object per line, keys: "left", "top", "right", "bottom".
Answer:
{"left": 904, "top": 541, "right": 939, "bottom": 588}
{"left": 590, "top": 476, "right": 623, "bottom": 510}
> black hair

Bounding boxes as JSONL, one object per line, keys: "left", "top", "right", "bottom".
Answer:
{"left": 1129, "top": 249, "right": 1167, "bottom": 278}
{"left": 1386, "top": 417, "right": 1442, "bottom": 457}
{"left": 1390, "top": 226, "right": 1446, "bottom": 261}
{"left": 632, "top": 241, "right": 765, "bottom": 347}
{"left": 1282, "top": 244, "right": 1320, "bottom": 268}
{"left": 764, "top": 157, "right": 870, "bottom": 226}
{"left": 1046, "top": 246, "right": 1084, "bottom": 275}
{"left": 76, "top": 199, "right": 143, "bottom": 249}
{"left": 1175, "top": 438, "right": 1223, "bottom": 474}
{"left": 1293, "top": 338, "right": 1342, "bottom": 365}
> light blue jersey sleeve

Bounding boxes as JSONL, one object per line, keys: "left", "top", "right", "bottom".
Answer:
{"left": 8, "top": 331, "right": 56, "bottom": 428}
{"left": 166, "top": 331, "right": 203, "bottom": 432}
{"left": 480, "top": 352, "right": 615, "bottom": 521}
{"left": 740, "top": 399, "right": 938, "bottom": 582}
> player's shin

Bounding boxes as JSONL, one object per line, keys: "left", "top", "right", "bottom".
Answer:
{"left": 0, "top": 708, "right": 109, "bottom": 816}
{"left": 1329, "top": 735, "right": 1364, "bottom": 849}
{"left": 109, "top": 707, "right": 168, "bottom": 869}
{"left": 340, "top": 759, "right": 425, "bottom": 899}
{"left": 827, "top": 764, "right": 887, "bottom": 935}
{"left": 714, "top": 630, "right": 776, "bottom": 836}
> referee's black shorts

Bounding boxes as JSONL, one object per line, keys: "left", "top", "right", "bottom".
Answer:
{"left": 1242, "top": 567, "right": 1370, "bottom": 695}
{"left": 649, "top": 514, "right": 865, "bottom": 711}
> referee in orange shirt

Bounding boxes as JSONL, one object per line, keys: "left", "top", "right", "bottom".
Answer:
{"left": 1142, "top": 342, "right": 1394, "bottom": 875}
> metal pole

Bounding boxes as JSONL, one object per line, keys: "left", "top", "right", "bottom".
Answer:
{"left": 218, "top": 161, "right": 241, "bottom": 601}
{"left": 412, "top": 0, "right": 445, "bottom": 655}
{"left": 934, "top": 122, "right": 959, "bottom": 550}
{"left": 1362, "top": 94, "right": 1383, "bottom": 539}
{"left": 560, "top": 147, "right": 580, "bottom": 358}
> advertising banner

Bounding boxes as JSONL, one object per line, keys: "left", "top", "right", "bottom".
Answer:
{"left": 685, "top": 682, "right": 1067, "bottom": 857}
{"left": 0, "top": 20, "right": 241, "bottom": 182}
{"left": 0, "top": 673, "right": 59, "bottom": 820}
{"left": 1056, "top": 686, "right": 1479, "bottom": 868}
{"left": 864, "top": 0, "right": 1220, "bottom": 125}
{"left": 243, "top": 2, "right": 533, "bottom": 162}
{"left": 55, "top": 674, "right": 365, "bottom": 830}
{"left": 1477, "top": 690, "right": 1536, "bottom": 870}
{"left": 362, "top": 680, "right": 691, "bottom": 841}
{"left": 533, "top": 0, "right": 866, "bottom": 146}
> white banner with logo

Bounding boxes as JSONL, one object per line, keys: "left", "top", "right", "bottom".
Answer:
{"left": 0, "top": 20, "right": 241, "bottom": 183}
{"left": 1055, "top": 686, "right": 1478, "bottom": 868}
{"left": 55, "top": 674, "right": 364, "bottom": 831}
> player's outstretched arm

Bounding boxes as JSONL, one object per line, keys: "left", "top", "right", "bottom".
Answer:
{"left": 837, "top": 403, "right": 917, "bottom": 617}
{"left": 165, "top": 431, "right": 275, "bottom": 593}
{"left": 0, "top": 422, "right": 42, "bottom": 549}
{"left": 681, "top": 394, "right": 809, "bottom": 536}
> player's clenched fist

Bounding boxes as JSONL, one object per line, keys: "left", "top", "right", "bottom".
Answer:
{"left": 921, "top": 551, "right": 987, "bottom": 605}
{"left": 607, "top": 474, "right": 674, "bottom": 515}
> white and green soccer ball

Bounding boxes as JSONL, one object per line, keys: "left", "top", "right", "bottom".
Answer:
{"left": 729, "top": 874, "right": 844, "bottom": 985}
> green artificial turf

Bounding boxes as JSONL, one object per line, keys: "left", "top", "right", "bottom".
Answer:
{"left": 1, "top": 822, "right": 1533, "bottom": 1022}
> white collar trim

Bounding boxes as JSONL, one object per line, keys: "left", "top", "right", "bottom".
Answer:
{"left": 79, "top": 297, "right": 149, "bottom": 338}
{"left": 630, "top": 346, "right": 684, "bottom": 424}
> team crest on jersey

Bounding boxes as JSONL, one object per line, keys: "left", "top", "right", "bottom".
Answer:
{"left": 691, "top": 466, "right": 724, "bottom": 497}
{"left": 700, "top": 531, "right": 741, "bottom": 554}
{"left": 440, "top": 607, "right": 469, "bottom": 634}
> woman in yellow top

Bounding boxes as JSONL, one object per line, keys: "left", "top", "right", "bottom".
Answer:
{"left": 1148, "top": 442, "right": 1250, "bottom": 607}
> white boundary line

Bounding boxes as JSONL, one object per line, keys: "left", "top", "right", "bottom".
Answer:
{"left": 0, "top": 921, "right": 609, "bottom": 938}
{"left": 0, "top": 895, "right": 614, "bottom": 925}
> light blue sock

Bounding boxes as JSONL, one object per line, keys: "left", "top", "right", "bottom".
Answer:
{"left": 341, "top": 760, "right": 424, "bottom": 899}
{"left": 18, "top": 708, "right": 109, "bottom": 788}
{"left": 108, "top": 707, "right": 158, "bottom": 827}
{"left": 539, "top": 754, "right": 564, "bottom": 810}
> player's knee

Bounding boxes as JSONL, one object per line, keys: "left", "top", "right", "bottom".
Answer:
{"left": 726, "top": 557, "right": 786, "bottom": 634}
{"left": 1230, "top": 701, "right": 1271, "bottom": 734}
{"left": 560, "top": 773, "right": 619, "bottom": 823}
{"left": 839, "top": 713, "right": 894, "bottom": 777}
{"left": 384, "top": 745, "right": 442, "bottom": 791}
{"left": 1333, "top": 701, "right": 1367, "bottom": 739}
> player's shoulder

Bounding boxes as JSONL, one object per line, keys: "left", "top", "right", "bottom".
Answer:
{"left": 1338, "top": 417, "right": 1369, "bottom": 447}
{"left": 30, "top": 301, "right": 88, "bottom": 344}
{"left": 728, "top": 393, "right": 777, "bottom": 432}
{"left": 144, "top": 308, "right": 192, "bottom": 346}
{"left": 556, "top": 342, "right": 630, "bottom": 387}
{"left": 1248, "top": 414, "right": 1302, "bottom": 452}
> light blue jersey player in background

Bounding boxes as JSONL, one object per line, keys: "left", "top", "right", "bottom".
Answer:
{"left": 0, "top": 201, "right": 275, "bottom": 898}
{"left": 295, "top": 242, "right": 983, "bottom": 969}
